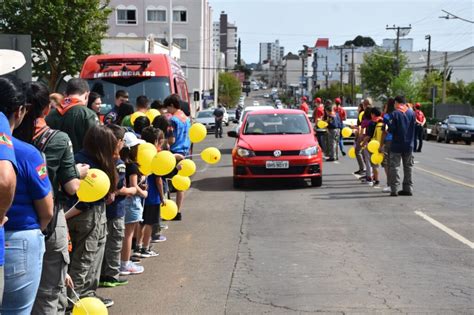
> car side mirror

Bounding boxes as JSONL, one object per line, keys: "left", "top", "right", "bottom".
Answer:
{"left": 228, "top": 130, "right": 238, "bottom": 138}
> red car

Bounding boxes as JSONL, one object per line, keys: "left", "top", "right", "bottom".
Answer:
{"left": 228, "top": 109, "right": 323, "bottom": 188}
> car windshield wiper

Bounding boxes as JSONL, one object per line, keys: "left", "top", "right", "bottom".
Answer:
{"left": 244, "top": 132, "right": 264, "bottom": 135}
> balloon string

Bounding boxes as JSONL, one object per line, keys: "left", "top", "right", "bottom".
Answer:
{"left": 184, "top": 154, "right": 200, "bottom": 158}
{"left": 66, "top": 287, "right": 91, "bottom": 315}
{"left": 65, "top": 200, "right": 80, "bottom": 214}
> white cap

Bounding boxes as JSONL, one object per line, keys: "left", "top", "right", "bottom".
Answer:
{"left": 123, "top": 132, "right": 145, "bottom": 148}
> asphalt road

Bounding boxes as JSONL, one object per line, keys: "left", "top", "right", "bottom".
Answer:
{"left": 100, "top": 95, "right": 473, "bottom": 314}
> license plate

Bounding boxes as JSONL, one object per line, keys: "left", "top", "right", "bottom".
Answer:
{"left": 266, "top": 161, "right": 289, "bottom": 169}
{"left": 462, "top": 133, "right": 471, "bottom": 138}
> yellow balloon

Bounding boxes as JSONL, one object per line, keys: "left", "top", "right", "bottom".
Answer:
{"left": 171, "top": 175, "right": 191, "bottom": 191}
{"left": 189, "top": 123, "right": 207, "bottom": 143}
{"left": 72, "top": 297, "right": 108, "bottom": 315}
{"left": 348, "top": 147, "right": 356, "bottom": 159}
{"left": 201, "top": 147, "right": 221, "bottom": 165}
{"left": 367, "top": 140, "right": 380, "bottom": 154}
{"left": 137, "top": 143, "right": 157, "bottom": 176}
{"left": 151, "top": 150, "right": 176, "bottom": 176}
{"left": 371, "top": 152, "right": 384, "bottom": 165}
{"left": 130, "top": 111, "right": 146, "bottom": 126}
{"left": 77, "top": 169, "right": 110, "bottom": 203}
{"left": 341, "top": 127, "right": 352, "bottom": 138}
{"left": 317, "top": 120, "right": 328, "bottom": 129}
{"left": 146, "top": 109, "right": 160, "bottom": 123}
{"left": 177, "top": 159, "right": 196, "bottom": 177}
{"left": 161, "top": 199, "right": 178, "bottom": 220}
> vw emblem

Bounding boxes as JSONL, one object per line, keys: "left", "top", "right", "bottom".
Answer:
{"left": 273, "top": 150, "right": 282, "bottom": 157}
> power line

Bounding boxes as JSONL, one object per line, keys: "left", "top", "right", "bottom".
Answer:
{"left": 439, "top": 9, "right": 474, "bottom": 23}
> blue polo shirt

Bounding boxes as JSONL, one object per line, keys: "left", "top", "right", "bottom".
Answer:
{"left": 106, "top": 159, "right": 127, "bottom": 219}
{"left": 5, "top": 138, "right": 51, "bottom": 231}
{"left": 389, "top": 107, "right": 416, "bottom": 153}
{"left": 145, "top": 175, "right": 161, "bottom": 206}
{"left": 0, "top": 113, "right": 17, "bottom": 266}
{"left": 170, "top": 111, "right": 191, "bottom": 155}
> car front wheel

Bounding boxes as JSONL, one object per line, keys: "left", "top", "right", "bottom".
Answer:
{"left": 311, "top": 176, "right": 322, "bottom": 187}
{"left": 444, "top": 133, "right": 450, "bottom": 144}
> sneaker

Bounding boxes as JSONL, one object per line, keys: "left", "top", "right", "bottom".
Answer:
{"left": 373, "top": 180, "right": 380, "bottom": 186}
{"left": 120, "top": 261, "right": 144, "bottom": 275}
{"left": 130, "top": 256, "right": 141, "bottom": 263}
{"left": 367, "top": 181, "right": 374, "bottom": 187}
{"left": 141, "top": 248, "right": 159, "bottom": 257}
{"left": 132, "top": 248, "right": 141, "bottom": 258}
{"left": 390, "top": 192, "right": 398, "bottom": 197}
{"left": 172, "top": 212, "right": 182, "bottom": 221}
{"left": 96, "top": 296, "right": 114, "bottom": 308}
{"left": 99, "top": 276, "right": 129, "bottom": 288}
{"left": 398, "top": 190, "right": 413, "bottom": 196}
{"left": 341, "top": 151, "right": 346, "bottom": 156}
{"left": 382, "top": 186, "right": 391, "bottom": 193}
{"left": 354, "top": 169, "right": 365, "bottom": 175}
{"left": 151, "top": 235, "right": 167, "bottom": 243}
{"left": 326, "top": 158, "right": 335, "bottom": 162}
{"left": 160, "top": 224, "right": 169, "bottom": 230}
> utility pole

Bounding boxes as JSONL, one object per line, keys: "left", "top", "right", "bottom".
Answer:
{"left": 425, "top": 35, "right": 431, "bottom": 74}
{"left": 386, "top": 24, "right": 411, "bottom": 75}
{"left": 338, "top": 47, "right": 343, "bottom": 98}
{"left": 351, "top": 46, "right": 355, "bottom": 105}
{"left": 168, "top": 0, "right": 173, "bottom": 57}
{"left": 325, "top": 56, "right": 329, "bottom": 89}
{"left": 442, "top": 52, "right": 448, "bottom": 103}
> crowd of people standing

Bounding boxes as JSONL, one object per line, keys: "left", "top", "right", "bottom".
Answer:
{"left": 0, "top": 75, "right": 192, "bottom": 314}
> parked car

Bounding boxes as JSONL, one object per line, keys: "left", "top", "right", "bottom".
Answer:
{"left": 228, "top": 109, "right": 323, "bottom": 188}
{"left": 195, "top": 110, "right": 215, "bottom": 131}
{"left": 227, "top": 109, "right": 236, "bottom": 122}
{"left": 253, "top": 101, "right": 260, "bottom": 106}
{"left": 263, "top": 93, "right": 270, "bottom": 98}
{"left": 435, "top": 115, "right": 474, "bottom": 145}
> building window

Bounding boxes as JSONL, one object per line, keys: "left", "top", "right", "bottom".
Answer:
{"left": 147, "top": 9, "right": 166, "bottom": 22}
{"left": 173, "top": 37, "right": 187, "bottom": 50}
{"left": 173, "top": 8, "right": 187, "bottom": 22}
{"left": 117, "top": 8, "right": 137, "bottom": 24}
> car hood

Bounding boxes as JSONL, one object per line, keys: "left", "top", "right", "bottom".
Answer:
{"left": 450, "top": 123, "right": 474, "bottom": 130}
{"left": 196, "top": 117, "right": 214, "bottom": 124}
{"left": 238, "top": 134, "right": 316, "bottom": 151}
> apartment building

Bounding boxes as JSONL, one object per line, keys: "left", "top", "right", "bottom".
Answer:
{"left": 213, "top": 11, "right": 238, "bottom": 69}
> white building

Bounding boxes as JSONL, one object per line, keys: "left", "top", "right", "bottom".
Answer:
{"left": 213, "top": 12, "right": 238, "bottom": 69}
{"left": 105, "top": 0, "right": 215, "bottom": 97}
{"left": 383, "top": 38, "right": 414, "bottom": 52}
{"left": 259, "top": 40, "right": 284, "bottom": 65}
{"left": 283, "top": 53, "right": 301, "bottom": 87}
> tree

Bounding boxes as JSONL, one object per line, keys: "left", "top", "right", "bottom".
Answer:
{"left": 360, "top": 48, "right": 411, "bottom": 100}
{"left": 218, "top": 72, "right": 241, "bottom": 107}
{"left": 344, "top": 35, "right": 376, "bottom": 47}
{"left": 0, "top": 1, "right": 111, "bottom": 91}
{"left": 234, "top": 64, "right": 252, "bottom": 79}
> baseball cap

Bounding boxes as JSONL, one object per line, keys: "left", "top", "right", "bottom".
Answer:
{"left": 334, "top": 97, "right": 341, "bottom": 104}
{"left": 301, "top": 96, "right": 307, "bottom": 101}
{"left": 415, "top": 102, "right": 421, "bottom": 109}
{"left": 315, "top": 97, "right": 321, "bottom": 103}
{"left": 123, "top": 132, "right": 145, "bottom": 148}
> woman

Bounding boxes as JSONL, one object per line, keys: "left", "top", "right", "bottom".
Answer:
{"left": 87, "top": 92, "right": 102, "bottom": 118}
{"left": 0, "top": 77, "right": 53, "bottom": 315}
{"left": 65, "top": 125, "right": 117, "bottom": 307}
{"left": 13, "top": 81, "right": 88, "bottom": 314}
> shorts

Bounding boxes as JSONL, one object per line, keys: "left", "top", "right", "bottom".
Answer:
{"left": 142, "top": 205, "right": 160, "bottom": 226}
{"left": 382, "top": 141, "right": 392, "bottom": 168}
{"left": 124, "top": 196, "right": 143, "bottom": 224}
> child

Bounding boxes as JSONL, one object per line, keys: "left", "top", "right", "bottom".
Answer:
{"left": 136, "top": 127, "right": 167, "bottom": 256}
{"left": 99, "top": 125, "right": 136, "bottom": 287}
{"left": 360, "top": 109, "right": 373, "bottom": 183}
{"left": 66, "top": 125, "right": 118, "bottom": 307}
{"left": 323, "top": 103, "right": 341, "bottom": 162}
{"left": 366, "top": 107, "right": 384, "bottom": 186}
{"left": 119, "top": 132, "right": 148, "bottom": 275}
{"left": 133, "top": 116, "right": 150, "bottom": 138}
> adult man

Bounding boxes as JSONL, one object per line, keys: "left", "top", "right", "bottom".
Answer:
{"left": 413, "top": 103, "right": 426, "bottom": 152}
{"left": 213, "top": 104, "right": 225, "bottom": 138}
{"left": 388, "top": 96, "right": 416, "bottom": 196}
{"left": 334, "top": 98, "right": 347, "bottom": 156}
{"left": 103, "top": 90, "right": 129, "bottom": 125}
{"left": 0, "top": 111, "right": 17, "bottom": 305}
{"left": 46, "top": 78, "right": 99, "bottom": 153}
{"left": 135, "top": 95, "right": 149, "bottom": 113}
{"left": 165, "top": 94, "right": 191, "bottom": 221}
{"left": 299, "top": 96, "right": 309, "bottom": 114}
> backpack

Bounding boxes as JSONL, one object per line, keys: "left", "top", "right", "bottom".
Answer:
{"left": 33, "top": 127, "right": 61, "bottom": 240}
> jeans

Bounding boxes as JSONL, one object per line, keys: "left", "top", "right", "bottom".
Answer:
{"left": 327, "top": 129, "right": 340, "bottom": 159}
{"left": 389, "top": 151, "right": 414, "bottom": 193}
{"left": 1, "top": 229, "right": 45, "bottom": 315}
{"left": 414, "top": 124, "right": 423, "bottom": 152}
{"left": 215, "top": 119, "right": 223, "bottom": 138}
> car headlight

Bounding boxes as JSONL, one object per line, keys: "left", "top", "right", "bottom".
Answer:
{"left": 237, "top": 147, "right": 255, "bottom": 158}
{"left": 448, "top": 125, "right": 457, "bottom": 131}
{"left": 299, "top": 146, "right": 318, "bottom": 156}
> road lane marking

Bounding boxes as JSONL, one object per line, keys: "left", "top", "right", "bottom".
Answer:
{"left": 415, "top": 211, "right": 474, "bottom": 249}
{"left": 414, "top": 166, "right": 474, "bottom": 189}
{"left": 445, "top": 158, "right": 474, "bottom": 166}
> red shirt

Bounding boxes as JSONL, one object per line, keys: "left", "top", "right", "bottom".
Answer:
{"left": 299, "top": 102, "right": 309, "bottom": 114}
{"left": 415, "top": 109, "right": 426, "bottom": 125}
{"left": 335, "top": 106, "right": 346, "bottom": 121}
{"left": 315, "top": 106, "right": 324, "bottom": 119}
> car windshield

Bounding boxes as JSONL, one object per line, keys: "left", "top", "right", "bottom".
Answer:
{"left": 346, "top": 109, "right": 358, "bottom": 119}
{"left": 243, "top": 113, "right": 310, "bottom": 135}
{"left": 449, "top": 116, "right": 473, "bottom": 125}
{"left": 197, "top": 111, "right": 213, "bottom": 118}
{"left": 87, "top": 77, "right": 171, "bottom": 114}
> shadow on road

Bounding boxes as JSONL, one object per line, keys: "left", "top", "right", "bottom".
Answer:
{"left": 192, "top": 177, "right": 316, "bottom": 192}
{"left": 192, "top": 176, "right": 234, "bottom": 191}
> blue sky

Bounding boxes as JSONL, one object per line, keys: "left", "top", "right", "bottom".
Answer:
{"left": 209, "top": 0, "right": 473, "bottom": 63}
